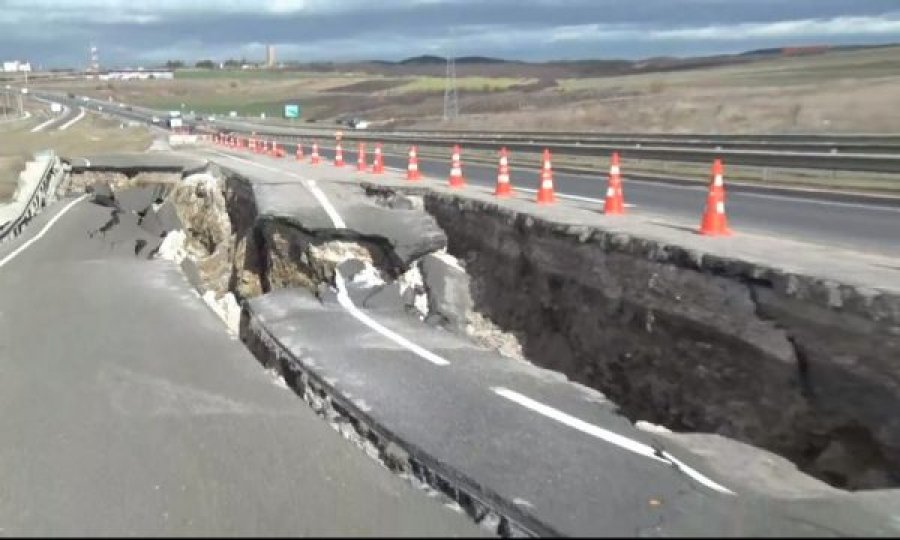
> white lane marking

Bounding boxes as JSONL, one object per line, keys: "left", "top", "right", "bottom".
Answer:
{"left": 0, "top": 195, "right": 88, "bottom": 270}
{"left": 58, "top": 107, "right": 85, "bottom": 130}
{"left": 492, "top": 386, "right": 735, "bottom": 495}
{"left": 516, "top": 187, "right": 637, "bottom": 208}
{"left": 334, "top": 270, "right": 449, "bottom": 366}
{"left": 212, "top": 151, "right": 450, "bottom": 366}
{"left": 30, "top": 115, "right": 58, "bottom": 133}
{"left": 304, "top": 178, "right": 347, "bottom": 229}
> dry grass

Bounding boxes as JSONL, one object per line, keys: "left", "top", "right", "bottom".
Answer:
{"left": 0, "top": 111, "right": 153, "bottom": 201}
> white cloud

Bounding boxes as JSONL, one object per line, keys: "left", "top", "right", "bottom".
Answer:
{"left": 653, "top": 15, "right": 900, "bottom": 40}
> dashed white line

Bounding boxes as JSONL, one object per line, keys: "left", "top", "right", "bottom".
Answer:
{"left": 516, "top": 186, "right": 637, "bottom": 207}
{"left": 492, "top": 386, "right": 735, "bottom": 495}
{"left": 0, "top": 195, "right": 88, "bottom": 270}
{"left": 58, "top": 107, "right": 85, "bottom": 130}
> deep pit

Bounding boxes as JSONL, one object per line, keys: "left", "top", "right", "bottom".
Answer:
{"left": 67, "top": 165, "right": 900, "bottom": 501}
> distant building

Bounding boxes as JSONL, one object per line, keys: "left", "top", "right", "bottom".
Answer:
{"left": 266, "top": 45, "right": 276, "bottom": 67}
{"left": 2, "top": 60, "right": 32, "bottom": 73}
{"left": 96, "top": 69, "right": 174, "bottom": 81}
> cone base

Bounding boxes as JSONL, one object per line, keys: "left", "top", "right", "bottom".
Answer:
{"left": 699, "top": 227, "right": 733, "bottom": 236}
{"left": 449, "top": 178, "right": 466, "bottom": 189}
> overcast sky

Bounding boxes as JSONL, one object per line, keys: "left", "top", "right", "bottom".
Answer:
{"left": 1, "top": 0, "right": 899, "bottom": 68}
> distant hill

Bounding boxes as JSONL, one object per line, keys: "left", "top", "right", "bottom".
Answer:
{"left": 396, "top": 55, "right": 512, "bottom": 65}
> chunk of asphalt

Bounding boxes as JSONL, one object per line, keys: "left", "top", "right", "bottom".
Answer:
{"left": 346, "top": 204, "right": 447, "bottom": 268}
{"left": 362, "top": 282, "right": 406, "bottom": 312}
{"left": 137, "top": 209, "right": 167, "bottom": 238}
{"left": 420, "top": 253, "right": 474, "bottom": 332}
{"left": 180, "top": 258, "right": 206, "bottom": 294}
{"left": 154, "top": 200, "right": 183, "bottom": 231}
{"left": 337, "top": 259, "right": 367, "bottom": 281}
{"left": 116, "top": 186, "right": 165, "bottom": 214}
{"left": 90, "top": 182, "right": 116, "bottom": 207}
{"left": 316, "top": 282, "right": 338, "bottom": 304}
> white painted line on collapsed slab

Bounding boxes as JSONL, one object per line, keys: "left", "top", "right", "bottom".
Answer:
{"left": 214, "top": 151, "right": 448, "bottom": 366}
{"left": 492, "top": 386, "right": 735, "bottom": 495}
{"left": 0, "top": 195, "right": 88, "bottom": 270}
{"left": 333, "top": 271, "right": 450, "bottom": 366}
{"left": 57, "top": 107, "right": 85, "bottom": 130}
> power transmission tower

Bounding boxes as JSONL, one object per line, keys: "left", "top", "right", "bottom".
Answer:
{"left": 443, "top": 41, "right": 459, "bottom": 121}
{"left": 89, "top": 43, "right": 100, "bottom": 73}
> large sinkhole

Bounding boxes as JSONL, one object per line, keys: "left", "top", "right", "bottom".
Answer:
{"left": 68, "top": 166, "right": 900, "bottom": 495}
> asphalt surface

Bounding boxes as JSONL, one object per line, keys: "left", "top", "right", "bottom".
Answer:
{"left": 0, "top": 195, "right": 483, "bottom": 536}
{"left": 207, "top": 147, "right": 900, "bottom": 536}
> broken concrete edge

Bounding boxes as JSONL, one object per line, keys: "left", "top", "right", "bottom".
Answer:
{"left": 239, "top": 300, "right": 549, "bottom": 539}
{"left": 359, "top": 182, "right": 900, "bottom": 328}
{"left": 0, "top": 155, "right": 63, "bottom": 244}
{"left": 61, "top": 156, "right": 210, "bottom": 178}
{"left": 258, "top": 213, "right": 409, "bottom": 277}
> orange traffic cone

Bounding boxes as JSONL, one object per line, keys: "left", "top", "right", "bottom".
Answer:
{"left": 448, "top": 144, "right": 466, "bottom": 188}
{"left": 604, "top": 152, "right": 626, "bottom": 215}
{"left": 699, "top": 158, "right": 732, "bottom": 236}
{"left": 494, "top": 147, "right": 513, "bottom": 197}
{"left": 371, "top": 143, "right": 384, "bottom": 174}
{"left": 335, "top": 142, "right": 345, "bottom": 167}
{"left": 357, "top": 142, "right": 367, "bottom": 172}
{"left": 296, "top": 143, "right": 304, "bottom": 161}
{"left": 536, "top": 149, "right": 556, "bottom": 204}
{"left": 407, "top": 146, "right": 421, "bottom": 181}
{"left": 311, "top": 142, "right": 321, "bottom": 165}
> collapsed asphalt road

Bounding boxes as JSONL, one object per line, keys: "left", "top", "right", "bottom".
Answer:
{"left": 6, "top": 142, "right": 899, "bottom": 536}
{"left": 0, "top": 190, "right": 484, "bottom": 536}
{"left": 152, "top": 147, "right": 900, "bottom": 536}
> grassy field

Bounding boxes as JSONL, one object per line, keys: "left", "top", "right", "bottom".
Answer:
{"left": 391, "top": 76, "right": 533, "bottom": 94}
{"left": 0, "top": 109, "right": 153, "bottom": 201}
{"left": 30, "top": 45, "right": 900, "bottom": 133}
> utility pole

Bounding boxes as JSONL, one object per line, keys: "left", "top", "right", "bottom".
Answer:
{"left": 442, "top": 34, "right": 459, "bottom": 122}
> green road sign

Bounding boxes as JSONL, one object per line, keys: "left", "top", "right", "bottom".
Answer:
{"left": 284, "top": 104, "right": 300, "bottom": 118}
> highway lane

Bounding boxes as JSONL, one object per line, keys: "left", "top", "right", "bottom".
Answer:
{"left": 28, "top": 102, "right": 77, "bottom": 132}
{"left": 319, "top": 146, "right": 900, "bottom": 257}
{"left": 0, "top": 195, "right": 483, "bottom": 536}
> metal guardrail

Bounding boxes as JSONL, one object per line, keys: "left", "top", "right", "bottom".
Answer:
{"left": 0, "top": 153, "right": 61, "bottom": 243}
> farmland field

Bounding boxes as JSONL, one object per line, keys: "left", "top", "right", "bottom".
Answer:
{"left": 31, "top": 45, "right": 900, "bottom": 133}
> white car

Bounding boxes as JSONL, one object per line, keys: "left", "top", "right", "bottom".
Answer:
{"left": 82, "top": 96, "right": 89, "bottom": 102}
{"left": 151, "top": 116, "right": 161, "bottom": 124}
